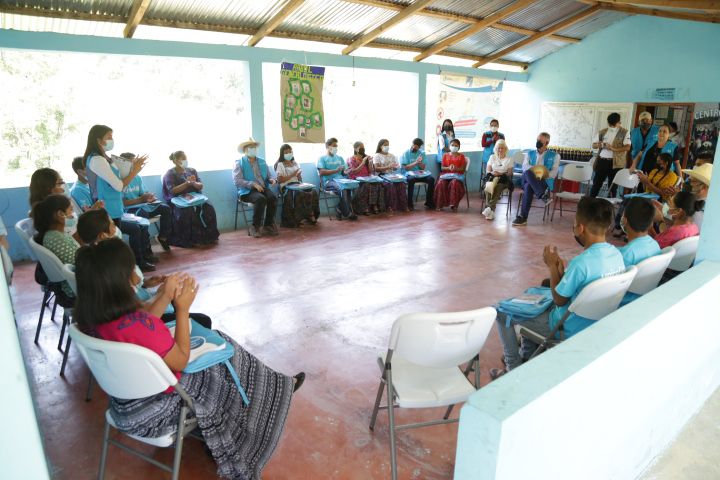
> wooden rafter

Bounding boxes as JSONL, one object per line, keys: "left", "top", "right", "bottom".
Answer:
{"left": 342, "top": 0, "right": 434, "bottom": 55}
{"left": 124, "top": 0, "right": 152, "bottom": 38}
{"left": 473, "top": 5, "right": 602, "bottom": 68}
{"left": 248, "top": 0, "right": 305, "bottom": 47}
{"left": 344, "top": 0, "right": 580, "bottom": 44}
{"left": 414, "top": 0, "right": 537, "bottom": 62}
{"left": 591, "top": 1, "right": 720, "bottom": 22}
{"left": 590, "top": 0, "right": 720, "bottom": 12}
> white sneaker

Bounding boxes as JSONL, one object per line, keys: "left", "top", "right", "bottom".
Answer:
{"left": 486, "top": 210, "right": 495, "bottom": 220}
{"left": 482, "top": 206, "right": 492, "bottom": 217}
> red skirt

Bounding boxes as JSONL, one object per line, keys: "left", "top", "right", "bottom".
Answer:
{"left": 435, "top": 179, "right": 466, "bottom": 208}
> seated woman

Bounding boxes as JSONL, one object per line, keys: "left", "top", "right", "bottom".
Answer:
{"left": 652, "top": 191, "right": 700, "bottom": 249}
{"left": 346, "top": 141, "right": 385, "bottom": 215}
{"left": 74, "top": 238, "right": 302, "bottom": 479}
{"left": 482, "top": 139, "right": 513, "bottom": 221}
{"left": 31, "top": 194, "right": 79, "bottom": 299}
{"left": 435, "top": 138, "right": 468, "bottom": 211}
{"left": 29, "top": 168, "right": 68, "bottom": 213}
{"left": 274, "top": 144, "right": 320, "bottom": 227}
{"left": 372, "top": 139, "right": 408, "bottom": 212}
{"left": 162, "top": 151, "right": 220, "bottom": 248}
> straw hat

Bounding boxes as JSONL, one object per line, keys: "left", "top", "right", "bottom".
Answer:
{"left": 682, "top": 163, "right": 713, "bottom": 186}
{"left": 531, "top": 165, "right": 549, "bottom": 180}
{"left": 238, "top": 137, "right": 261, "bottom": 152}
{"left": 638, "top": 111, "right": 652, "bottom": 121}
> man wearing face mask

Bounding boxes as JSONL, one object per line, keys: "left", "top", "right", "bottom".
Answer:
{"left": 591, "top": 113, "right": 631, "bottom": 198}
{"left": 317, "top": 137, "right": 356, "bottom": 220}
{"left": 233, "top": 137, "right": 279, "bottom": 238}
{"left": 630, "top": 112, "right": 660, "bottom": 161}
{"left": 681, "top": 162, "right": 712, "bottom": 230}
{"left": 512, "top": 132, "right": 560, "bottom": 227}
{"left": 400, "top": 138, "right": 435, "bottom": 210}
{"left": 492, "top": 197, "right": 625, "bottom": 377}
{"left": 481, "top": 119, "right": 505, "bottom": 173}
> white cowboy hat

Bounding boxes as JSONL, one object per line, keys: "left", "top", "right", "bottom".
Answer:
{"left": 682, "top": 163, "right": 713, "bottom": 186}
{"left": 237, "top": 137, "right": 261, "bottom": 152}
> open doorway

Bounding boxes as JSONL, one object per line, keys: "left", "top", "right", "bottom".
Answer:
{"left": 634, "top": 103, "right": 694, "bottom": 168}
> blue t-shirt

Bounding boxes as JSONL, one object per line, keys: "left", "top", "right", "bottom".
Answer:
{"left": 70, "top": 181, "right": 93, "bottom": 210}
{"left": 123, "top": 176, "right": 145, "bottom": 201}
{"left": 317, "top": 154, "right": 346, "bottom": 182}
{"left": 400, "top": 149, "right": 425, "bottom": 173}
{"left": 549, "top": 242, "right": 626, "bottom": 338}
{"left": 618, "top": 236, "right": 661, "bottom": 305}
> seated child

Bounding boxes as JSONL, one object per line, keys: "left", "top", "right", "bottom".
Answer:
{"left": 617, "top": 197, "right": 661, "bottom": 305}
{"left": 652, "top": 191, "right": 700, "bottom": 249}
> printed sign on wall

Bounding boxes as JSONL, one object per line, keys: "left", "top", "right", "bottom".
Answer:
{"left": 690, "top": 103, "right": 719, "bottom": 168}
{"left": 280, "top": 63, "right": 326, "bottom": 143}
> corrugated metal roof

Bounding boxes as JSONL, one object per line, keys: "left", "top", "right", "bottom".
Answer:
{"left": 0, "top": 0, "right": 131, "bottom": 17}
{"left": 375, "top": 15, "right": 468, "bottom": 49}
{"left": 426, "top": 0, "right": 517, "bottom": 18}
{"left": 446, "top": 26, "right": 523, "bottom": 57}
{"left": 501, "top": 0, "right": 588, "bottom": 30}
{"left": 501, "top": 37, "right": 567, "bottom": 63}
{"left": 145, "top": 0, "right": 283, "bottom": 30}
{"left": 0, "top": 12, "right": 125, "bottom": 36}
{"left": 557, "top": 10, "right": 628, "bottom": 38}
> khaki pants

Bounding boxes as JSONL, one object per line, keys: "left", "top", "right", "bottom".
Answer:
{"left": 484, "top": 177, "right": 510, "bottom": 210}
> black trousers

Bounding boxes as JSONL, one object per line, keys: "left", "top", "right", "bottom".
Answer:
{"left": 132, "top": 203, "right": 172, "bottom": 239}
{"left": 240, "top": 189, "right": 277, "bottom": 227}
{"left": 407, "top": 176, "right": 436, "bottom": 208}
{"left": 115, "top": 218, "right": 151, "bottom": 266}
{"left": 590, "top": 158, "right": 620, "bottom": 198}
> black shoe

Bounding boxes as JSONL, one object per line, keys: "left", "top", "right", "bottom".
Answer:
{"left": 248, "top": 225, "right": 262, "bottom": 238}
{"left": 335, "top": 211, "right": 343, "bottom": 221}
{"left": 512, "top": 216, "right": 527, "bottom": 226}
{"left": 541, "top": 278, "right": 551, "bottom": 288}
{"left": 158, "top": 238, "right": 171, "bottom": 252}
{"left": 139, "top": 262, "right": 156, "bottom": 272}
{"left": 146, "top": 253, "right": 160, "bottom": 263}
{"left": 293, "top": 372, "right": 305, "bottom": 392}
{"left": 540, "top": 191, "right": 551, "bottom": 204}
{"left": 349, "top": 214, "right": 358, "bottom": 221}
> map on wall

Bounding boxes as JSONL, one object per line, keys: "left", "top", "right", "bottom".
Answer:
{"left": 280, "top": 63, "right": 326, "bottom": 143}
{"left": 540, "top": 102, "right": 635, "bottom": 148}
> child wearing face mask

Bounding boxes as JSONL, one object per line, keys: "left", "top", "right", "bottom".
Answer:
{"left": 435, "top": 138, "right": 468, "bottom": 211}
{"left": 373, "top": 139, "right": 408, "bottom": 212}
{"left": 652, "top": 191, "right": 700, "bottom": 249}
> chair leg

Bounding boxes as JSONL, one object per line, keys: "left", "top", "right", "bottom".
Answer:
{"left": 171, "top": 405, "right": 189, "bottom": 480}
{"left": 369, "top": 378, "right": 385, "bottom": 431}
{"left": 98, "top": 418, "right": 111, "bottom": 480}
{"left": 34, "top": 289, "right": 51, "bottom": 344}
{"left": 234, "top": 200, "right": 239, "bottom": 230}
{"left": 86, "top": 374, "right": 94, "bottom": 401}
{"left": 58, "top": 311, "right": 69, "bottom": 352}
{"left": 240, "top": 203, "right": 251, "bottom": 236}
{"left": 386, "top": 369, "right": 398, "bottom": 480}
{"left": 551, "top": 197, "right": 558, "bottom": 221}
{"left": 50, "top": 295, "right": 58, "bottom": 324}
{"left": 60, "top": 334, "right": 71, "bottom": 376}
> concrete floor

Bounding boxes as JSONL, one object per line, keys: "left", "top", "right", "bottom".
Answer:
{"left": 641, "top": 386, "right": 720, "bottom": 480}
{"left": 13, "top": 196, "right": 586, "bottom": 479}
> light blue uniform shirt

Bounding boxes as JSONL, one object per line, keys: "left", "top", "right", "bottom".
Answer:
{"left": 618, "top": 236, "right": 661, "bottom": 305}
{"left": 69, "top": 181, "right": 93, "bottom": 211}
{"left": 123, "top": 176, "right": 145, "bottom": 201}
{"left": 550, "top": 242, "right": 625, "bottom": 338}
{"left": 400, "top": 149, "right": 425, "bottom": 174}
{"left": 317, "top": 154, "right": 346, "bottom": 183}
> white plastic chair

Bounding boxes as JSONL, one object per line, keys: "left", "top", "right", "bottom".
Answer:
{"left": 368, "top": 307, "right": 497, "bottom": 480}
{"left": 14, "top": 218, "right": 38, "bottom": 261}
{"left": 68, "top": 324, "right": 198, "bottom": 480}
{"left": 667, "top": 236, "right": 700, "bottom": 272}
{"left": 603, "top": 168, "right": 640, "bottom": 205}
{"left": 519, "top": 266, "right": 637, "bottom": 357}
{"left": 551, "top": 163, "right": 593, "bottom": 221}
{"left": 627, "top": 247, "right": 676, "bottom": 296}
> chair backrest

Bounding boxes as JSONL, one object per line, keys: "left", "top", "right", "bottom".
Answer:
{"left": 389, "top": 307, "right": 496, "bottom": 368}
{"left": 560, "top": 163, "right": 593, "bottom": 183}
{"left": 27, "top": 237, "right": 67, "bottom": 284}
{"left": 61, "top": 264, "right": 77, "bottom": 296}
{"left": 628, "top": 247, "right": 676, "bottom": 295}
{"left": 69, "top": 194, "right": 84, "bottom": 215}
{"left": 511, "top": 150, "right": 524, "bottom": 167}
{"left": 667, "top": 236, "right": 700, "bottom": 272}
{"left": 611, "top": 168, "right": 639, "bottom": 189}
{"left": 14, "top": 218, "right": 38, "bottom": 261}
{"left": 69, "top": 324, "right": 179, "bottom": 399}
{"left": 569, "top": 266, "right": 637, "bottom": 320}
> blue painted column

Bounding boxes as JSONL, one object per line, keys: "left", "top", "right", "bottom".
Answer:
{"left": 248, "top": 58, "right": 266, "bottom": 158}
{"left": 695, "top": 148, "right": 720, "bottom": 263}
{"left": 417, "top": 72, "right": 427, "bottom": 139}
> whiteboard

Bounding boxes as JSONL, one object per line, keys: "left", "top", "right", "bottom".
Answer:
{"left": 540, "top": 102, "right": 635, "bottom": 148}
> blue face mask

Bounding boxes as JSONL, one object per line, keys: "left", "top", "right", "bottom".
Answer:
{"left": 64, "top": 212, "right": 78, "bottom": 230}
{"left": 104, "top": 139, "right": 114, "bottom": 152}
{"left": 284, "top": 153, "right": 294, "bottom": 161}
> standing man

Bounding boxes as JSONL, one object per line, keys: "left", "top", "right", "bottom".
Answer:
{"left": 512, "top": 132, "right": 560, "bottom": 227}
{"left": 234, "top": 137, "right": 279, "bottom": 238}
{"left": 317, "top": 137, "right": 357, "bottom": 221}
{"left": 400, "top": 138, "right": 435, "bottom": 210}
{"left": 481, "top": 119, "right": 505, "bottom": 174}
{"left": 590, "top": 112, "right": 631, "bottom": 197}
{"left": 630, "top": 111, "right": 659, "bottom": 161}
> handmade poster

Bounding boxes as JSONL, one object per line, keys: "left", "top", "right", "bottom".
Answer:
{"left": 435, "top": 72, "right": 503, "bottom": 152}
{"left": 280, "top": 63, "right": 325, "bottom": 143}
{"left": 689, "top": 103, "right": 719, "bottom": 168}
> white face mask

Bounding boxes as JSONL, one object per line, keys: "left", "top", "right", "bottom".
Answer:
{"left": 450, "top": 146, "right": 459, "bottom": 153}
{"left": 330, "top": 147, "right": 338, "bottom": 155}
{"left": 246, "top": 147, "right": 257, "bottom": 158}
{"left": 180, "top": 160, "right": 189, "bottom": 169}
{"left": 490, "top": 126, "right": 498, "bottom": 133}
{"left": 381, "top": 145, "right": 389, "bottom": 154}
{"left": 284, "top": 153, "right": 294, "bottom": 161}
{"left": 104, "top": 139, "right": 114, "bottom": 152}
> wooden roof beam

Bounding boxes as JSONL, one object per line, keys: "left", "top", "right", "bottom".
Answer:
{"left": 473, "top": 5, "right": 601, "bottom": 68}
{"left": 342, "top": 0, "right": 434, "bottom": 55}
{"left": 247, "top": 0, "right": 305, "bottom": 47}
{"left": 588, "top": 0, "right": 720, "bottom": 12}
{"left": 589, "top": 1, "right": 720, "bottom": 22}
{"left": 124, "top": 0, "right": 151, "bottom": 38}
{"left": 414, "top": 0, "right": 537, "bottom": 62}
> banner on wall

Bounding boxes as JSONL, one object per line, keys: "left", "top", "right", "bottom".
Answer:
{"left": 435, "top": 72, "right": 503, "bottom": 152}
{"left": 280, "top": 62, "right": 326, "bottom": 143}
{"left": 689, "top": 103, "right": 719, "bottom": 168}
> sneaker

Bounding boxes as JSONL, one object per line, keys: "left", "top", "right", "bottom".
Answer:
{"left": 482, "top": 206, "right": 492, "bottom": 217}
{"left": 248, "top": 225, "right": 262, "bottom": 238}
{"left": 486, "top": 210, "right": 495, "bottom": 221}
{"left": 540, "top": 190, "right": 551, "bottom": 205}
{"left": 512, "top": 216, "right": 527, "bottom": 226}
{"left": 139, "top": 262, "right": 156, "bottom": 273}
{"left": 349, "top": 214, "right": 358, "bottom": 221}
{"left": 158, "top": 237, "right": 171, "bottom": 252}
{"left": 263, "top": 224, "right": 279, "bottom": 236}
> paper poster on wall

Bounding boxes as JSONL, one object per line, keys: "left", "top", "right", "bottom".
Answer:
{"left": 280, "top": 63, "right": 325, "bottom": 143}
{"left": 435, "top": 72, "right": 502, "bottom": 152}
{"left": 689, "top": 102, "right": 720, "bottom": 167}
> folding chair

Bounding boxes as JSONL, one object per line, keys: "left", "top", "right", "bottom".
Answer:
{"left": 519, "top": 266, "right": 637, "bottom": 358}
{"left": 516, "top": 172, "right": 558, "bottom": 223}
{"left": 551, "top": 163, "right": 593, "bottom": 221}
{"left": 462, "top": 157, "right": 471, "bottom": 209}
{"left": 369, "top": 307, "right": 497, "bottom": 480}
{"left": 234, "top": 189, "right": 282, "bottom": 234}
{"left": 626, "top": 247, "right": 676, "bottom": 298}
{"left": 601, "top": 168, "right": 640, "bottom": 206}
{"left": 659, "top": 235, "right": 700, "bottom": 285}
{"left": 69, "top": 324, "right": 200, "bottom": 480}
{"left": 27, "top": 237, "right": 76, "bottom": 375}
{"left": 318, "top": 176, "right": 341, "bottom": 221}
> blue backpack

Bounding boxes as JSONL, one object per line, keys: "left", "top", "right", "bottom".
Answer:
{"left": 171, "top": 192, "right": 208, "bottom": 208}
{"left": 166, "top": 319, "right": 249, "bottom": 405}
{"left": 496, "top": 287, "right": 554, "bottom": 327}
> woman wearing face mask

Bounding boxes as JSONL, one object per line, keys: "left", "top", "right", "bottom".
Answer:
{"left": 482, "top": 139, "right": 513, "bottom": 221}
{"left": 31, "top": 194, "right": 80, "bottom": 298}
{"left": 481, "top": 119, "right": 505, "bottom": 172}
{"left": 346, "top": 141, "right": 385, "bottom": 215}
{"left": 373, "top": 139, "right": 408, "bottom": 212}
{"left": 630, "top": 124, "right": 681, "bottom": 177}
{"left": 274, "top": 144, "right": 320, "bottom": 227}
{"left": 651, "top": 191, "right": 700, "bottom": 249}
{"left": 435, "top": 138, "right": 468, "bottom": 211}
{"left": 29, "top": 168, "right": 67, "bottom": 211}
{"left": 163, "top": 150, "right": 220, "bottom": 247}
{"left": 437, "top": 119, "right": 455, "bottom": 158}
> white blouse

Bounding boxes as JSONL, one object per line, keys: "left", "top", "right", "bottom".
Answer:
{"left": 373, "top": 153, "right": 398, "bottom": 172}
{"left": 487, "top": 154, "right": 514, "bottom": 175}
{"left": 276, "top": 161, "right": 301, "bottom": 187}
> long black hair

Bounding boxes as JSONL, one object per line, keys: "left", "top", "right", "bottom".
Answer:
{"left": 29, "top": 168, "right": 61, "bottom": 208}
{"left": 672, "top": 191, "right": 702, "bottom": 219}
{"left": 375, "top": 138, "right": 389, "bottom": 154}
{"left": 275, "top": 143, "right": 293, "bottom": 170}
{"left": 442, "top": 119, "right": 454, "bottom": 133}
{"left": 31, "top": 194, "right": 70, "bottom": 243}
{"left": 82, "top": 125, "right": 112, "bottom": 162}
{"left": 74, "top": 238, "right": 140, "bottom": 331}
